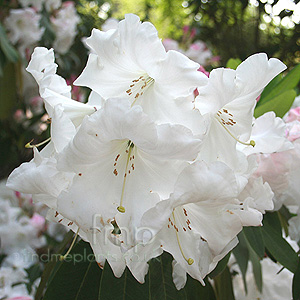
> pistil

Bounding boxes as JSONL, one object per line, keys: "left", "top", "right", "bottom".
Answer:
{"left": 60, "top": 227, "right": 80, "bottom": 261}
{"left": 117, "top": 141, "right": 135, "bottom": 213}
{"left": 172, "top": 211, "right": 194, "bottom": 265}
{"left": 218, "top": 120, "right": 256, "bottom": 147}
{"left": 25, "top": 137, "right": 51, "bottom": 148}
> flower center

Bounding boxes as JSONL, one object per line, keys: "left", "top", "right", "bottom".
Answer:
{"left": 126, "top": 75, "right": 154, "bottom": 105}
{"left": 215, "top": 109, "right": 255, "bottom": 147}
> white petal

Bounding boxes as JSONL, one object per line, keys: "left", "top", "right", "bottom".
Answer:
{"left": 26, "top": 47, "right": 57, "bottom": 83}
{"left": 51, "top": 105, "right": 76, "bottom": 152}
{"left": 43, "top": 89, "right": 96, "bottom": 127}
{"left": 7, "top": 147, "right": 72, "bottom": 198}
{"left": 240, "top": 112, "right": 293, "bottom": 155}
{"left": 154, "top": 50, "right": 208, "bottom": 98}
{"left": 172, "top": 260, "right": 187, "bottom": 290}
{"left": 235, "top": 53, "right": 286, "bottom": 97}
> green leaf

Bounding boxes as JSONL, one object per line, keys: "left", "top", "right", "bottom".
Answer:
{"left": 248, "top": 246, "right": 262, "bottom": 293}
{"left": 209, "top": 252, "right": 231, "bottom": 278}
{"left": 277, "top": 210, "right": 289, "bottom": 237}
{"left": 259, "top": 74, "right": 282, "bottom": 104}
{"left": 238, "top": 229, "right": 263, "bottom": 293}
{"left": 292, "top": 259, "right": 300, "bottom": 300}
{"left": 261, "top": 220, "right": 298, "bottom": 273}
{"left": 226, "top": 58, "right": 242, "bottom": 70}
{"left": 26, "top": 264, "right": 42, "bottom": 294}
{"left": 263, "top": 212, "right": 282, "bottom": 235}
{"left": 259, "top": 64, "right": 300, "bottom": 105}
{"left": 0, "top": 23, "right": 19, "bottom": 63}
{"left": 43, "top": 240, "right": 216, "bottom": 300}
{"left": 214, "top": 267, "right": 235, "bottom": 300}
{"left": 243, "top": 227, "right": 264, "bottom": 259}
{"left": 254, "top": 89, "right": 296, "bottom": 118}
{"left": 232, "top": 233, "right": 249, "bottom": 294}
{"left": 35, "top": 230, "right": 74, "bottom": 300}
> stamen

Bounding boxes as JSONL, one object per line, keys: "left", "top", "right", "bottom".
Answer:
{"left": 25, "top": 137, "right": 51, "bottom": 148}
{"left": 172, "top": 211, "right": 194, "bottom": 265}
{"left": 117, "top": 142, "right": 134, "bottom": 213}
{"left": 217, "top": 119, "right": 255, "bottom": 147}
{"left": 126, "top": 75, "right": 154, "bottom": 107}
{"left": 60, "top": 227, "right": 80, "bottom": 261}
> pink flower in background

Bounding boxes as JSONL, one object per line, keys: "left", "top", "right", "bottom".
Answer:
{"left": 29, "top": 96, "right": 44, "bottom": 114}
{"left": 286, "top": 121, "right": 300, "bottom": 142}
{"left": 286, "top": 107, "right": 300, "bottom": 123}
{"left": 6, "top": 297, "right": 33, "bottom": 300}
{"left": 30, "top": 213, "right": 46, "bottom": 231}
{"left": 190, "top": 28, "right": 196, "bottom": 39}
{"left": 183, "top": 25, "right": 189, "bottom": 35}
{"left": 162, "top": 38, "right": 179, "bottom": 52}
{"left": 13, "top": 110, "right": 25, "bottom": 123}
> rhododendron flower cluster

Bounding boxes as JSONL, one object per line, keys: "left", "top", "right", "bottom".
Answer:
{"left": 4, "top": 1, "right": 80, "bottom": 55}
{"left": 4, "top": 8, "right": 44, "bottom": 53}
{"left": 0, "top": 181, "right": 68, "bottom": 299}
{"left": 7, "top": 14, "right": 291, "bottom": 289}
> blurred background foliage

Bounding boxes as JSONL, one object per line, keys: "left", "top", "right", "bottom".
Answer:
{"left": 0, "top": 0, "right": 300, "bottom": 179}
{"left": 107, "top": 0, "right": 300, "bottom": 66}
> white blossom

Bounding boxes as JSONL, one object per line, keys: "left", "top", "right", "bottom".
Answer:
{"left": 51, "top": 2, "right": 80, "bottom": 55}
{"left": 4, "top": 8, "right": 44, "bottom": 53}
{"left": 74, "top": 14, "right": 208, "bottom": 124}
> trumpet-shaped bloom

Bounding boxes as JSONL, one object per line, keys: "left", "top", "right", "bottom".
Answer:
{"left": 56, "top": 98, "right": 202, "bottom": 248}
{"left": 195, "top": 53, "right": 286, "bottom": 169}
{"left": 127, "top": 161, "right": 273, "bottom": 289}
{"left": 74, "top": 14, "right": 208, "bottom": 124}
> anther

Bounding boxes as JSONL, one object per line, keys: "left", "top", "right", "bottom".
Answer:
{"left": 188, "top": 258, "right": 194, "bottom": 265}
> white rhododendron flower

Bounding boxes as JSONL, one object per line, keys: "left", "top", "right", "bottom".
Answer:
{"left": 253, "top": 107, "right": 300, "bottom": 211}
{"left": 4, "top": 8, "right": 44, "bottom": 53}
{"left": 195, "top": 53, "right": 286, "bottom": 169}
{"left": 232, "top": 257, "right": 294, "bottom": 300}
{"left": 127, "top": 161, "right": 273, "bottom": 288}
{"left": 45, "top": 0, "right": 62, "bottom": 12}
{"left": 56, "top": 98, "right": 202, "bottom": 246}
{"left": 19, "top": 0, "right": 45, "bottom": 11}
{"left": 0, "top": 267, "right": 30, "bottom": 299}
{"left": 7, "top": 14, "right": 291, "bottom": 290}
{"left": 74, "top": 14, "right": 208, "bottom": 124}
{"left": 51, "top": 2, "right": 80, "bottom": 55}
